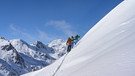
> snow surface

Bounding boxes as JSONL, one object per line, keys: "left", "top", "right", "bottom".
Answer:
{"left": 22, "top": 0, "right": 135, "bottom": 76}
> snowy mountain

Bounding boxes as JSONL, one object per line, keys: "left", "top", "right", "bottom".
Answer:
{"left": 48, "top": 39, "right": 67, "bottom": 59}
{"left": 0, "top": 38, "right": 66, "bottom": 76}
{"left": 22, "top": 0, "right": 135, "bottom": 76}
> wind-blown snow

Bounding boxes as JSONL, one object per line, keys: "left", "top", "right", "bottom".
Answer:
{"left": 22, "top": 0, "right": 135, "bottom": 76}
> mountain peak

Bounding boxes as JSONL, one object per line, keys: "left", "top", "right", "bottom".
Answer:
{"left": 1, "top": 43, "right": 14, "bottom": 51}
{"left": 32, "top": 41, "right": 45, "bottom": 48}
{"left": 0, "top": 37, "right": 5, "bottom": 39}
{"left": 0, "top": 38, "right": 67, "bottom": 76}
{"left": 49, "top": 39, "right": 65, "bottom": 44}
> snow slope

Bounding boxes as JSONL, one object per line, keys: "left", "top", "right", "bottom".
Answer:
{"left": 22, "top": 0, "right": 135, "bottom": 76}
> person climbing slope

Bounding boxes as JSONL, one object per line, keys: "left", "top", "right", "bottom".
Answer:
{"left": 74, "top": 34, "right": 80, "bottom": 45}
{"left": 71, "top": 36, "right": 75, "bottom": 48}
{"left": 66, "top": 37, "right": 72, "bottom": 53}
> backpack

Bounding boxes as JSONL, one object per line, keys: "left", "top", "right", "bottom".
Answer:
{"left": 75, "top": 35, "right": 80, "bottom": 40}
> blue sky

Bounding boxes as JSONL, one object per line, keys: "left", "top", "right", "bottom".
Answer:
{"left": 0, "top": 0, "right": 123, "bottom": 44}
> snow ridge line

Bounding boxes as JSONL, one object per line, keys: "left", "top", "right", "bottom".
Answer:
{"left": 52, "top": 53, "right": 68, "bottom": 76}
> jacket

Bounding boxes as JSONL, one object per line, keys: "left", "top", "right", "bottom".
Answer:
{"left": 66, "top": 38, "right": 72, "bottom": 45}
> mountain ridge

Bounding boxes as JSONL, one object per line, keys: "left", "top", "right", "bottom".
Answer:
{"left": 0, "top": 37, "right": 66, "bottom": 76}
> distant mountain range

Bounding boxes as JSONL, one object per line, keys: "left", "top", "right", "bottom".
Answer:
{"left": 0, "top": 37, "right": 66, "bottom": 76}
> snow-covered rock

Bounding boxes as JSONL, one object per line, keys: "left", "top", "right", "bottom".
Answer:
{"left": 48, "top": 39, "right": 67, "bottom": 59}
{"left": 0, "top": 38, "right": 66, "bottom": 76}
{"left": 21, "top": 0, "right": 135, "bottom": 76}
{"left": 0, "top": 39, "right": 25, "bottom": 76}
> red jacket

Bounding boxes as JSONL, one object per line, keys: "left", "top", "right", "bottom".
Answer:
{"left": 66, "top": 38, "right": 72, "bottom": 45}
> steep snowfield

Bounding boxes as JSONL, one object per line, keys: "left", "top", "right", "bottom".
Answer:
{"left": 22, "top": 0, "right": 135, "bottom": 76}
